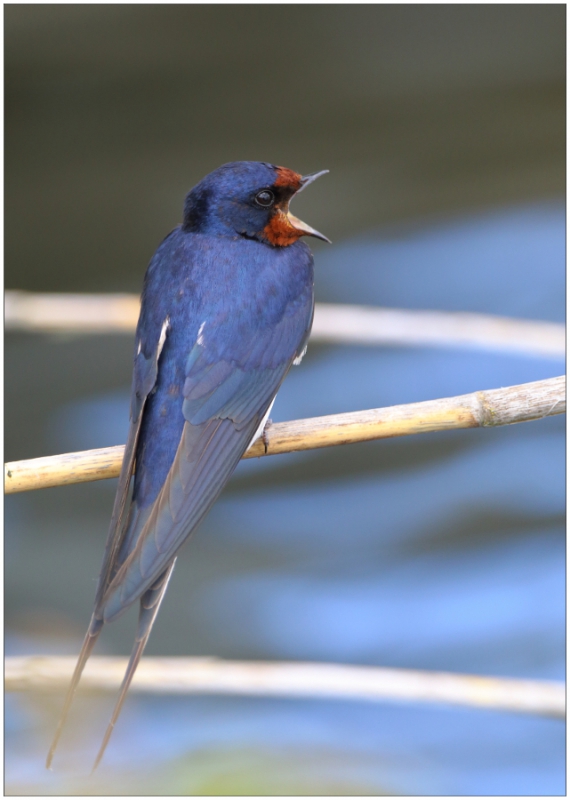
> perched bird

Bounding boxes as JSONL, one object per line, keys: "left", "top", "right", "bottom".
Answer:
{"left": 46, "top": 161, "right": 330, "bottom": 770}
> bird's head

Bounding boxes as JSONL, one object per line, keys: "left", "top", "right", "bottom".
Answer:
{"left": 183, "top": 161, "right": 330, "bottom": 246}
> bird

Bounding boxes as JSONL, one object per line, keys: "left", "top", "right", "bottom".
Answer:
{"left": 46, "top": 160, "right": 330, "bottom": 771}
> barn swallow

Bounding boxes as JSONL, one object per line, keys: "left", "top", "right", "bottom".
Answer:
{"left": 46, "top": 161, "right": 329, "bottom": 770}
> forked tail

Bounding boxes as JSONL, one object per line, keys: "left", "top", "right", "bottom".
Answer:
{"left": 91, "top": 559, "right": 176, "bottom": 772}
{"left": 46, "top": 615, "right": 104, "bottom": 769}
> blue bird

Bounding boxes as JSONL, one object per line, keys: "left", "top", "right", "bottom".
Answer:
{"left": 46, "top": 161, "right": 329, "bottom": 770}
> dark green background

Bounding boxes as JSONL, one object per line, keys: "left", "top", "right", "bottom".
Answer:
{"left": 6, "top": 4, "right": 564, "bottom": 294}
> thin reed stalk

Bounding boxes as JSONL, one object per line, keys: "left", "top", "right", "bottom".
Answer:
{"left": 5, "top": 291, "right": 565, "bottom": 358}
{"left": 5, "top": 655, "right": 564, "bottom": 719}
{"left": 5, "top": 376, "right": 564, "bottom": 494}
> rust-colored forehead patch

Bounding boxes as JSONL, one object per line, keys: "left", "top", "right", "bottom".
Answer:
{"left": 274, "top": 166, "right": 302, "bottom": 191}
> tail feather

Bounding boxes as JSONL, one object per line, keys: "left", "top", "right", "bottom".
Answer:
{"left": 91, "top": 559, "right": 176, "bottom": 772}
{"left": 46, "top": 616, "right": 103, "bottom": 769}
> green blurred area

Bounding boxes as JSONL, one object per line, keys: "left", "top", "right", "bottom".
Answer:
{"left": 5, "top": 4, "right": 565, "bottom": 293}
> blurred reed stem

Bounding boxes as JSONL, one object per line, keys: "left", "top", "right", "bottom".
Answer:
{"left": 5, "top": 655, "right": 564, "bottom": 719}
{"left": 5, "top": 291, "right": 565, "bottom": 358}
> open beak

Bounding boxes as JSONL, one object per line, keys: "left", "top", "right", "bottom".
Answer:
{"left": 287, "top": 212, "right": 331, "bottom": 243}
{"left": 287, "top": 169, "right": 331, "bottom": 243}
{"left": 296, "top": 169, "right": 330, "bottom": 193}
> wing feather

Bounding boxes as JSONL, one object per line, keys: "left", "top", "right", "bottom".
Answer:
{"left": 93, "top": 326, "right": 168, "bottom": 610}
{"left": 100, "top": 264, "right": 314, "bottom": 622}
{"left": 101, "top": 408, "right": 267, "bottom": 621}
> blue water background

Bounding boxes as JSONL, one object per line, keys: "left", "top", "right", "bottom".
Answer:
{"left": 5, "top": 201, "right": 565, "bottom": 794}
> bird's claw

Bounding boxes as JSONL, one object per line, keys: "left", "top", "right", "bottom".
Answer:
{"left": 262, "top": 419, "right": 273, "bottom": 454}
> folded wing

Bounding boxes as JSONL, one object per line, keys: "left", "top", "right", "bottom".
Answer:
{"left": 100, "top": 297, "right": 311, "bottom": 622}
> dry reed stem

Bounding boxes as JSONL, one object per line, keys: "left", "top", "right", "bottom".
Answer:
{"left": 4, "top": 376, "right": 565, "bottom": 494}
{"left": 5, "top": 292, "right": 565, "bottom": 357}
{"left": 5, "top": 656, "right": 564, "bottom": 719}
{"left": 313, "top": 303, "right": 565, "bottom": 358}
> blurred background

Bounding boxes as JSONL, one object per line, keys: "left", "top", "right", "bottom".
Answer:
{"left": 5, "top": 5, "right": 565, "bottom": 795}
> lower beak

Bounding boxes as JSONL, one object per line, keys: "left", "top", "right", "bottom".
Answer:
{"left": 287, "top": 211, "right": 332, "bottom": 243}
{"left": 287, "top": 169, "right": 331, "bottom": 242}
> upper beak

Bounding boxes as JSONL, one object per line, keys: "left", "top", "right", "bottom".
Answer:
{"left": 296, "top": 169, "right": 330, "bottom": 193}
{"left": 287, "top": 169, "right": 331, "bottom": 243}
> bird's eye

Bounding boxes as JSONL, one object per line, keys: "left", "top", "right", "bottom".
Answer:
{"left": 255, "top": 190, "right": 274, "bottom": 208}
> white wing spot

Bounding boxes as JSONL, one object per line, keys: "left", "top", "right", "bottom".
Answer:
{"left": 293, "top": 345, "right": 307, "bottom": 366}
{"left": 157, "top": 317, "right": 170, "bottom": 359}
{"left": 197, "top": 321, "right": 206, "bottom": 346}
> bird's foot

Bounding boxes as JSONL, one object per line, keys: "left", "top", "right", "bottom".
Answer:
{"left": 262, "top": 419, "right": 273, "bottom": 454}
